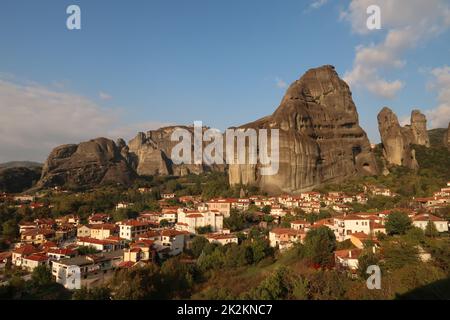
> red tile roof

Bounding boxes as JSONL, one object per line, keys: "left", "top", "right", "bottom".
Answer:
{"left": 13, "top": 245, "right": 39, "bottom": 256}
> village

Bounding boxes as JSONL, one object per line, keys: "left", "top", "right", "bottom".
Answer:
{"left": 0, "top": 181, "right": 449, "bottom": 291}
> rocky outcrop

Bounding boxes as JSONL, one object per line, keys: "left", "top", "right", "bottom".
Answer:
{"left": 444, "top": 122, "right": 450, "bottom": 150}
{"left": 38, "top": 138, "right": 136, "bottom": 189}
{"left": 377, "top": 108, "right": 419, "bottom": 170}
{"left": 128, "top": 126, "right": 224, "bottom": 176}
{"left": 228, "top": 65, "right": 378, "bottom": 193}
{"left": 410, "top": 110, "right": 430, "bottom": 147}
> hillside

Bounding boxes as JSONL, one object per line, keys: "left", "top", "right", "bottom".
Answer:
{"left": 0, "top": 161, "right": 42, "bottom": 169}
{"left": 0, "top": 166, "right": 42, "bottom": 193}
{"left": 428, "top": 128, "right": 447, "bottom": 148}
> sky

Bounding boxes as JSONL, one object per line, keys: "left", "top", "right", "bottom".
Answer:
{"left": 0, "top": 0, "right": 449, "bottom": 162}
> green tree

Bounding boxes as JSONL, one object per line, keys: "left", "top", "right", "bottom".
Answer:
{"left": 261, "top": 205, "right": 271, "bottom": 214}
{"left": 196, "top": 225, "right": 213, "bottom": 234}
{"left": 303, "top": 226, "right": 337, "bottom": 268}
{"left": 385, "top": 211, "right": 412, "bottom": 235}
{"left": 159, "top": 219, "right": 170, "bottom": 228}
{"left": 357, "top": 251, "right": 379, "bottom": 278}
{"left": 190, "top": 236, "right": 209, "bottom": 258}
{"left": 31, "top": 265, "right": 53, "bottom": 287}
{"left": 2, "top": 219, "right": 18, "bottom": 240}
{"left": 425, "top": 221, "right": 439, "bottom": 238}
{"left": 111, "top": 264, "right": 164, "bottom": 300}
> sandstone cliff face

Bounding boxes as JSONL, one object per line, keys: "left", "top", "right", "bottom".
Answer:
{"left": 377, "top": 108, "right": 431, "bottom": 169}
{"left": 38, "top": 138, "right": 136, "bottom": 188}
{"left": 410, "top": 110, "right": 430, "bottom": 147}
{"left": 128, "top": 126, "right": 224, "bottom": 177}
{"left": 229, "top": 65, "right": 378, "bottom": 193}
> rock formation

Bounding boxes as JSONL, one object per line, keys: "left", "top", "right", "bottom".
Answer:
{"left": 128, "top": 126, "right": 225, "bottom": 177}
{"left": 410, "top": 110, "right": 430, "bottom": 147}
{"left": 228, "top": 65, "right": 378, "bottom": 193}
{"left": 38, "top": 137, "right": 136, "bottom": 189}
{"left": 377, "top": 108, "right": 420, "bottom": 170}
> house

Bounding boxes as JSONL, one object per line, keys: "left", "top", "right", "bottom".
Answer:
{"left": 88, "top": 213, "right": 111, "bottom": 225}
{"left": 176, "top": 209, "right": 224, "bottom": 234}
{"left": 89, "top": 224, "right": 119, "bottom": 240}
{"left": 162, "top": 193, "right": 176, "bottom": 199}
{"left": 206, "top": 233, "right": 239, "bottom": 245}
{"left": 34, "top": 218, "right": 55, "bottom": 230}
{"left": 21, "top": 254, "right": 49, "bottom": 272}
{"left": 334, "top": 215, "right": 371, "bottom": 242}
{"left": 20, "top": 229, "right": 55, "bottom": 245}
{"left": 55, "top": 224, "right": 77, "bottom": 240}
{"left": 153, "top": 229, "right": 188, "bottom": 257}
{"left": 332, "top": 204, "right": 351, "bottom": 213}
{"left": 0, "top": 252, "right": 12, "bottom": 270}
{"left": 19, "top": 222, "right": 36, "bottom": 234}
{"left": 138, "top": 187, "right": 152, "bottom": 194}
{"left": 55, "top": 215, "right": 80, "bottom": 226}
{"left": 207, "top": 198, "right": 233, "bottom": 217}
{"left": 77, "top": 237, "right": 123, "bottom": 252}
{"left": 116, "top": 202, "right": 133, "bottom": 210}
{"left": 52, "top": 250, "right": 123, "bottom": 290}
{"left": 46, "top": 248, "right": 78, "bottom": 261}
{"left": 12, "top": 245, "right": 39, "bottom": 267}
{"left": 349, "top": 232, "right": 379, "bottom": 249}
{"left": 412, "top": 214, "right": 449, "bottom": 233}
{"left": 355, "top": 193, "right": 368, "bottom": 204}
{"left": 119, "top": 220, "right": 152, "bottom": 241}
{"left": 13, "top": 195, "right": 35, "bottom": 202}
{"left": 334, "top": 249, "right": 363, "bottom": 271}
{"left": 270, "top": 205, "right": 288, "bottom": 217}
{"left": 371, "top": 187, "right": 395, "bottom": 197}
{"left": 123, "top": 240, "right": 156, "bottom": 263}
{"left": 269, "top": 228, "right": 306, "bottom": 250}
{"left": 290, "top": 220, "right": 311, "bottom": 231}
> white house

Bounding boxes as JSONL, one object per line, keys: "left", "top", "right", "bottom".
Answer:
{"left": 412, "top": 214, "right": 448, "bottom": 233}
{"left": 176, "top": 210, "right": 224, "bottom": 234}
{"left": 334, "top": 248, "right": 362, "bottom": 271}
{"left": 206, "top": 233, "right": 239, "bottom": 245}
{"left": 119, "top": 220, "right": 152, "bottom": 241}
{"left": 52, "top": 250, "right": 123, "bottom": 290}
{"left": 334, "top": 215, "right": 371, "bottom": 242}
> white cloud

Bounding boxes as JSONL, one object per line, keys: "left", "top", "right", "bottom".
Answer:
{"left": 424, "top": 66, "right": 450, "bottom": 128}
{"left": 342, "top": 0, "right": 450, "bottom": 99}
{"left": 99, "top": 91, "right": 112, "bottom": 100}
{"left": 0, "top": 78, "right": 169, "bottom": 163}
{"left": 310, "top": 0, "right": 328, "bottom": 10}
{"left": 275, "top": 77, "right": 288, "bottom": 89}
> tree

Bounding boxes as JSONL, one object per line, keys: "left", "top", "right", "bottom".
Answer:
{"left": 2, "top": 219, "right": 18, "bottom": 240}
{"left": 357, "top": 251, "right": 379, "bottom": 278}
{"left": 190, "top": 236, "right": 209, "bottom": 258}
{"left": 31, "top": 265, "right": 53, "bottom": 287}
{"left": 196, "top": 225, "right": 213, "bottom": 234}
{"left": 159, "top": 219, "right": 170, "bottom": 228}
{"left": 425, "top": 221, "right": 439, "bottom": 238}
{"left": 244, "top": 267, "right": 292, "bottom": 300}
{"left": 385, "top": 211, "right": 412, "bottom": 235}
{"left": 224, "top": 212, "right": 246, "bottom": 231}
{"left": 111, "top": 264, "right": 164, "bottom": 300}
{"left": 261, "top": 205, "right": 271, "bottom": 214}
{"left": 303, "top": 226, "right": 337, "bottom": 268}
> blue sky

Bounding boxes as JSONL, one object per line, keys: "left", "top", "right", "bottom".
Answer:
{"left": 0, "top": 0, "right": 449, "bottom": 162}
